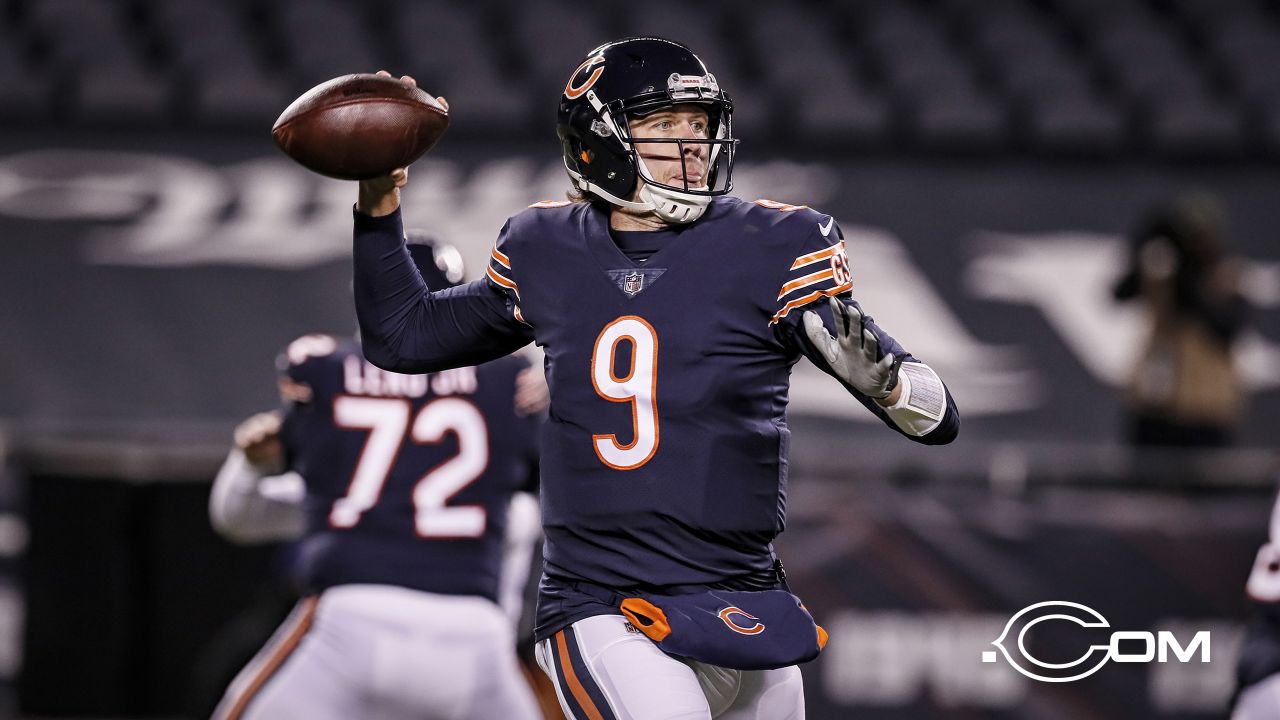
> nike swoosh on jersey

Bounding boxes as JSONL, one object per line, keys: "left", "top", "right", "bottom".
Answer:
{"left": 818, "top": 217, "right": 835, "bottom": 237}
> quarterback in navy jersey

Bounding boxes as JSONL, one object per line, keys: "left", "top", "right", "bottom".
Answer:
{"left": 354, "top": 38, "right": 958, "bottom": 719}
{"left": 209, "top": 235, "right": 545, "bottom": 720}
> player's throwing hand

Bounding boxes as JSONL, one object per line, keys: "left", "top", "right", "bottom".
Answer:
{"left": 802, "top": 297, "right": 902, "bottom": 399}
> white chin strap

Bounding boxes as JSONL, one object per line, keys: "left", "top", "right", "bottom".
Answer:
{"left": 567, "top": 163, "right": 711, "bottom": 225}
{"left": 631, "top": 153, "right": 710, "bottom": 224}
{"left": 637, "top": 176, "right": 710, "bottom": 224}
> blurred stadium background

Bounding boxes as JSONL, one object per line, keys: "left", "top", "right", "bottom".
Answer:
{"left": 0, "top": 0, "right": 1277, "bottom": 717}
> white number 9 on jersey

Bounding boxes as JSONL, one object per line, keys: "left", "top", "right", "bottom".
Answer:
{"left": 591, "top": 316, "right": 659, "bottom": 470}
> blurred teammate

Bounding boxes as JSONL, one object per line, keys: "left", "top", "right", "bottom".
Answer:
{"left": 1112, "top": 192, "right": 1251, "bottom": 447}
{"left": 1232, "top": 485, "right": 1280, "bottom": 719}
{"left": 354, "top": 38, "right": 959, "bottom": 718}
{"left": 209, "top": 232, "right": 545, "bottom": 720}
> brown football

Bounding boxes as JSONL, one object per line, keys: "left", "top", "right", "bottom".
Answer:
{"left": 271, "top": 73, "right": 449, "bottom": 180}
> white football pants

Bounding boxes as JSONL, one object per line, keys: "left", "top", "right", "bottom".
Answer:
{"left": 535, "top": 613, "right": 805, "bottom": 719}
{"left": 213, "top": 584, "right": 540, "bottom": 720}
{"left": 1234, "top": 674, "right": 1280, "bottom": 720}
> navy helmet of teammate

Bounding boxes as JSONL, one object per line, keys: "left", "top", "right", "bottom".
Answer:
{"left": 405, "top": 228, "right": 465, "bottom": 288}
{"left": 209, "top": 232, "right": 545, "bottom": 720}
{"left": 353, "top": 37, "right": 959, "bottom": 719}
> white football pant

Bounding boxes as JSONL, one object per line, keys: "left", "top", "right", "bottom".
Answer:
{"left": 1234, "top": 674, "right": 1280, "bottom": 720}
{"left": 535, "top": 613, "right": 804, "bottom": 719}
{"left": 213, "top": 584, "right": 540, "bottom": 720}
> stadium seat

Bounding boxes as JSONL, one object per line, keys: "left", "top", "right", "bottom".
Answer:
{"left": 192, "top": 66, "right": 290, "bottom": 129}
{"left": 148, "top": 0, "right": 289, "bottom": 127}
{"left": 26, "top": 0, "right": 145, "bottom": 77}
{"left": 401, "top": 1, "right": 533, "bottom": 133}
{"left": 744, "top": 4, "right": 888, "bottom": 144}
{"left": 1050, "top": 0, "right": 1134, "bottom": 28}
{"left": 1207, "top": 16, "right": 1280, "bottom": 107}
{"left": 0, "top": 0, "right": 1271, "bottom": 158}
{"left": 1260, "top": 99, "right": 1280, "bottom": 153}
{"left": 151, "top": 0, "right": 261, "bottom": 77}
{"left": 1026, "top": 90, "right": 1128, "bottom": 154}
{"left": 76, "top": 60, "right": 171, "bottom": 126}
{"left": 912, "top": 88, "right": 1009, "bottom": 151}
{"left": 1149, "top": 92, "right": 1245, "bottom": 156}
{"left": 274, "top": 0, "right": 385, "bottom": 89}
{"left": 508, "top": 1, "right": 610, "bottom": 102}
{"left": 0, "top": 30, "right": 50, "bottom": 122}
{"left": 622, "top": 3, "right": 767, "bottom": 137}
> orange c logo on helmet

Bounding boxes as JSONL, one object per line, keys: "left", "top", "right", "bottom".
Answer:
{"left": 565, "top": 54, "right": 606, "bottom": 99}
{"left": 718, "top": 607, "right": 765, "bottom": 635}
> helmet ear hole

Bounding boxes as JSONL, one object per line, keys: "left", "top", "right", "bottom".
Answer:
{"left": 576, "top": 130, "right": 637, "bottom": 199}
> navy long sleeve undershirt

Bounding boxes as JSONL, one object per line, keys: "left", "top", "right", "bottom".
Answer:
{"left": 352, "top": 208, "right": 534, "bottom": 373}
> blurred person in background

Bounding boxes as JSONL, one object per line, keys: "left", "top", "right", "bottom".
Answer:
{"left": 354, "top": 37, "right": 958, "bottom": 718}
{"left": 1113, "top": 192, "right": 1252, "bottom": 447}
{"left": 1232, "top": 482, "right": 1280, "bottom": 719}
{"left": 207, "top": 231, "right": 551, "bottom": 719}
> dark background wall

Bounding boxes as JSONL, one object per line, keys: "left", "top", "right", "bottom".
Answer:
{"left": 0, "top": 0, "right": 1277, "bottom": 717}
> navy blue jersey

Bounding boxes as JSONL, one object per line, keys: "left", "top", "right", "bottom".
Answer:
{"left": 352, "top": 197, "right": 959, "bottom": 638}
{"left": 276, "top": 334, "right": 537, "bottom": 601}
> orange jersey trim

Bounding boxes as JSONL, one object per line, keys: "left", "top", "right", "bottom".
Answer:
{"left": 790, "top": 241, "right": 845, "bottom": 270}
{"left": 485, "top": 266, "right": 521, "bottom": 300}
{"left": 769, "top": 280, "right": 853, "bottom": 325}
{"left": 777, "top": 268, "right": 836, "bottom": 300}
{"left": 490, "top": 247, "right": 511, "bottom": 269}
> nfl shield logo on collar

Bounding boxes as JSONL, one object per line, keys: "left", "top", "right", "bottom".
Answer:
{"left": 623, "top": 271, "right": 644, "bottom": 296}
{"left": 607, "top": 268, "right": 665, "bottom": 297}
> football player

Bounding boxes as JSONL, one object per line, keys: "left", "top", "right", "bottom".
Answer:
{"left": 353, "top": 38, "right": 959, "bottom": 719}
{"left": 209, "top": 232, "right": 546, "bottom": 720}
{"left": 1232, "top": 485, "right": 1280, "bottom": 719}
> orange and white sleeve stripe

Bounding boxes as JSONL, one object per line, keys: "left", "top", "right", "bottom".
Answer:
{"left": 770, "top": 240, "right": 853, "bottom": 325}
{"left": 485, "top": 245, "right": 521, "bottom": 301}
{"left": 484, "top": 245, "right": 531, "bottom": 325}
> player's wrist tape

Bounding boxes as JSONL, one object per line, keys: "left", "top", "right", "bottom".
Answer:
{"left": 881, "top": 362, "right": 947, "bottom": 435}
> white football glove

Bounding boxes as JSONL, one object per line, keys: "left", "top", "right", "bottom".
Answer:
{"left": 802, "top": 297, "right": 902, "bottom": 399}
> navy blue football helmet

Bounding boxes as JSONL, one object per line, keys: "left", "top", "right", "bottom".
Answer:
{"left": 557, "top": 37, "right": 737, "bottom": 223}
{"left": 405, "top": 229, "right": 464, "bottom": 289}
